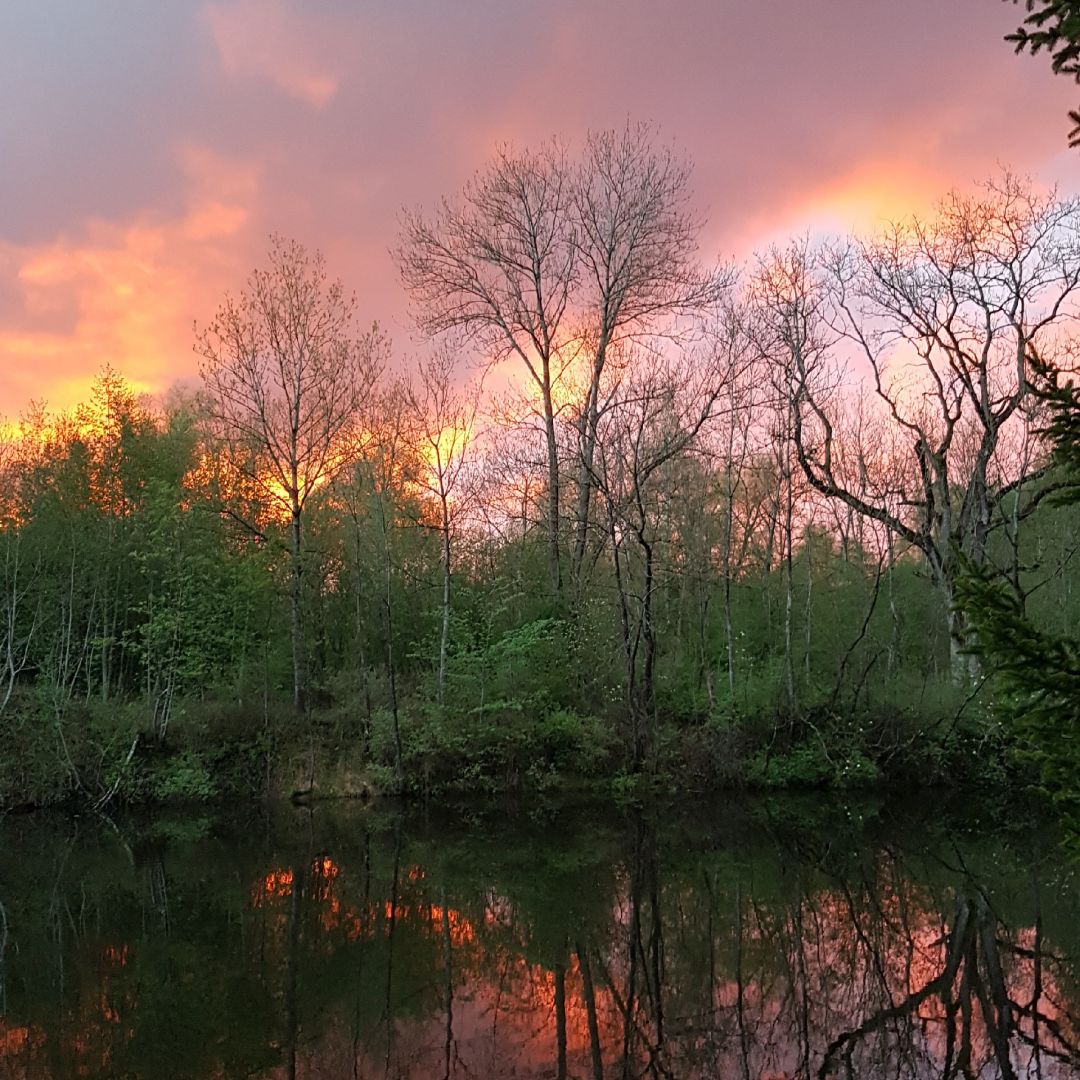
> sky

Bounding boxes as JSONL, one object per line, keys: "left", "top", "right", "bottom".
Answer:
{"left": 0, "top": 0, "right": 1077, "bottom": 417}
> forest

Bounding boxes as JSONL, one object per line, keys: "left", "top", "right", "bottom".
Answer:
{"left": 1, "top": 129, "right": 1079, "bottom": 809}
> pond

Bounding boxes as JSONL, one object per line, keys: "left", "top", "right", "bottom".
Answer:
{"left": 0, "top": 796, "right": 1077, "bottom": 1079}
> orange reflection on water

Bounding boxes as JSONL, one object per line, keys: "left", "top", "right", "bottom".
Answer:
{"left": 252, "top": 857, "right": 482, "bottom": 949}
{"left": 382, "top": 900, "right": 477, "bottom": 948}
{"left": 258, "top": 867, "right": 295, "bottom": 901}
{"left": 3, "top": 846, "right": 1078, "bottom": 1080}
{"left": 0, "top": 1025, "right": 44, "bottom": 1056}
{"left": 0, "top": 939, "right": 134, "bottom": 1079}
{"left": 265, "top": 860, "right": 1080, "bottom": 1080}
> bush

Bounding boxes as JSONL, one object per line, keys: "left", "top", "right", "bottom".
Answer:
{"left": 153, "top": 750, "right": 218, "bottom": 802}
{"left": 747, "top": 740, "right": 880, "bottom": 789}
{"left": 536, "top": 709, "right": 617, "bottom": 776}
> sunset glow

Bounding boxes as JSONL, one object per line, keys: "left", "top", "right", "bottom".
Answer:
{"left": 1, "top": 1, "right": 1076, "bottom": 417}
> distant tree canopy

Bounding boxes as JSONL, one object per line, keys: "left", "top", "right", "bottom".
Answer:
{"left": 1006, "top": 0, "right": 1080, "bottom": 144}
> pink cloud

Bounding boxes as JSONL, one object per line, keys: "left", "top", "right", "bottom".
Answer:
{"left": 203, "top": 0, "right": 343, "bottom": 108}
{"left": 2, "top": 0, "right": 1078, "bottom": 421}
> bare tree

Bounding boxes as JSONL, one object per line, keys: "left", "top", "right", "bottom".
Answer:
{"left": 0, "top": 436, "right": 39, "bottom": 715}
{"left": 751, "top": 240, "right": 839, "bottom": 708}
{"left": 570, "top": 122, "right": 733, "bottom": 595}
{"left": 590, "top": 337, "right": 741, "bottom": 768}
{"left": 715, "top": 356, "right": 763, "bottom": 697}
{"left": 405, "top": 350, "right": 478, "bottom": 705}
{"left": 328, "top": 378, "right": 417, "bottom": 779}
{"left": 397, "top": 142, "right": 576, "bottom": 598}
{"left": 758, "top": 180, "right": 1080, "bottom": 680}
{"left": 197, "top": 236, "right": 386, "bottom": 710}
{"left": 398, "top": 126, "right": 732, "bottom": 608}
{"left": 661, "top": 309, "right": 757, "bottom": 708}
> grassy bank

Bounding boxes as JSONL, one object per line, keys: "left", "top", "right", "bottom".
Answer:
{"left": 0, "top": 685, "right": 1027, "bottom": 811}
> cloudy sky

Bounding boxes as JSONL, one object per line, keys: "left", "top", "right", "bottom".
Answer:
{"left": 1, "top": 0, "right": 1076, "bottom": 416}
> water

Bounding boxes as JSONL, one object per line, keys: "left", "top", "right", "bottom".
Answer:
{"left": 0, "top": 796, "right": 1077, "bottom": 1079}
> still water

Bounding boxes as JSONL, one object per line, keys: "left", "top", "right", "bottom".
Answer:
{"left": 0, "top": 796, "right": 1077, "bottom": 1079}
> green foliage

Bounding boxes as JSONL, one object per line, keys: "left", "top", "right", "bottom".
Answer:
{"left": 152, "top": 750, "right": 218, "bottom": 802}
{"left": 1033, "top": 349, "right": 1080, "bottom": 498}
{"left": 0, "top": 700, "right": 76, "bottom": 807}
{"left": 0, "top": 356, "right": 1075, "bottom": 807}
{"left": 956, "top": 559, "right": 1080, "bottom": 816}
{"left": 955, "top": 353, "right": 1080, "bottom": 820}
{"left": 365, "top": 701, "right": 617, "bottom": 796}
{"left": 536, "top": 708, "right": 616, "bottom": 775}
{"left": 747, "top": 742, "right": 881, "bottom": 789}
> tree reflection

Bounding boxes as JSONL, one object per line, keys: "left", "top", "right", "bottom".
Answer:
{"left": 816, "top": 891, "right": 1080, "bottom": 1079}
{"left": 0, "top": 801, "right": 1077, "bottom": 1079}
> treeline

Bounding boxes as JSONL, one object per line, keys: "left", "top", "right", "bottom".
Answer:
{"left": 2, "top": 126, "right": 1079, "bottom": 805}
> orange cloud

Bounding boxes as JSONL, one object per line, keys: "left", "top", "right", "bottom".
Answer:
{"left": 0, "top": 146, "right": 258, "bottom": 417}
{"left": 723, "top": 155, "right": 952, "bottom": 261}
{"left": 793, "top": 161, "right": 947, "bottom": 234}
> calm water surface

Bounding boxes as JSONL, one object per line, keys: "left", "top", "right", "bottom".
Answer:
{"left": 0, "top": 796, "right": 1077, "bottom": 1079}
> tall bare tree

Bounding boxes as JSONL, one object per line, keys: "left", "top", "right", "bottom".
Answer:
{"left": 197, "top": 237, "right": 385, "bottom": 710}
{"left": 751, "top": 240, "right": 839, "bottom": 708}
{"left": 590, "top": 337, "right": 741, "bottom": 768}
{"left": 397, "top": 143, "right": 576, "bottom": 598}
{"left": 398, "top": 126, "right": 731, "bottom": 606}
{"left": 405, "top": 350, "right": 478, "bottom": 705}
{"left": 0, "top": 435, "right": 39, "bottom": 716}
{"left": 569, "top": 123, "right": 732, "bottom": 594}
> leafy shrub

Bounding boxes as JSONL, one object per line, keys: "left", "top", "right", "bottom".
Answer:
{"left": 747, "top": 740, "right": 880, "bottom": 789}
{"left": 536, "top": 709, "right": 616, "bottom": 776}
{"left": 153, "top": 750, "right": 217, "bottom": 802}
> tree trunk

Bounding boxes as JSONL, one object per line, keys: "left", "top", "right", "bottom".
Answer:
{"left": 290, "top": 506, "right": 305, "bottom": 712}
{"left": 782, "top": 490, "right": 796, "bottom": 712}
{"left": 947, "top": 599, "right": 979, "bottom": 685}
{"left": 541, "top": 370, "right": 562, "bottom": 599}
{"left": 554, "top": 958, "right": 567, "bottom": 1080}
{"left": 577, "top": 939, "right": 604, "bottom": 1080}
{"left": 438, "top": 496, "right": 451, "bottom": 706}
{"left": 804, "top": 540, "right": 813, "bottom": 681}
{"left": 572, "top": 348, "right": 605, "bottom": 595}
{"left": 722, "top": 467, "right": 737, "bottom": 696}
{"left": 442, "top": 884, "right": 454, "bottom": 1080}
{"left": 639, "top": 534, "right": 657, "bottom": 769}
{"left": 379, "top": 497, "right": 403, "bottom": 784}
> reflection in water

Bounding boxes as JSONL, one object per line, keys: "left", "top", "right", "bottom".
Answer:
{"left": 0, "top": 800, "right": 1078, "bottom": 1079}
